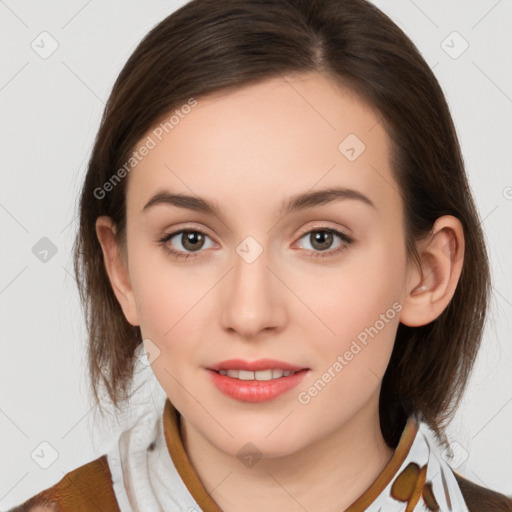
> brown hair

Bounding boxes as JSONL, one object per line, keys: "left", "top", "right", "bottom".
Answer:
{"left": 73, "top": 0, "right": 491, "bottom": 447}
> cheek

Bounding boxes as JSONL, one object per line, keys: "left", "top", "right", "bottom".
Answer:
{"left": 126, "top": 232, "right": 206, "bottom": 336}
{"left": 303, "top": 238, "right": 405, "bottom": 372}
{"left": 131, "top": 264, "right": 205, "bottom": 401}
{"left": 128, "top": 251, "right": 217, "bottom": 382}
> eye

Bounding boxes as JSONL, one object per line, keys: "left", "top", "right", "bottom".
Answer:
{"left": 157, "top": 225, "right": 354, "bottom": 261}
{"left": 295, "top": 227, "right": 353, "bottom": 259}
{"left": 157, "top": 227, "right": 215, "bottom": 261}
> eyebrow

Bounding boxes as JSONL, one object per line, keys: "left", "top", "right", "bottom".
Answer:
{"left": 142, "top": 186, "right": 376, "bottom": 218}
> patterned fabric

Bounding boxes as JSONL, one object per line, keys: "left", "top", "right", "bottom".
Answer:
{"left": 345, "top": 417, "right": 469, "bottom": 511}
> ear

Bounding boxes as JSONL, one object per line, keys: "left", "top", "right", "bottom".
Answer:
{"left": 95, "top": 216, "right": 140, "bottom": 326}
{"left": 400, "top": 215, "right": 465, "bottom": 327}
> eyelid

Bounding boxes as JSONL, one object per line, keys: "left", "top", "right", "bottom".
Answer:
{"left": 160, "top": 222, "right": 215, "bottom": 240}
{"left": 295, "top": 221, "right": 352, "bottom": 239}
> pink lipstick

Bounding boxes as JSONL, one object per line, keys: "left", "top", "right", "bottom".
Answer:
{"left": 206, "top": 358, "right": 309, "bottom": 403}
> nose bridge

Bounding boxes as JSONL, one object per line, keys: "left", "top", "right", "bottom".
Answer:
{"left": 220, "top": 234, "right": 285, "bottom": 337}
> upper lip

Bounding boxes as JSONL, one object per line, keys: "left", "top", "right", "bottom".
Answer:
{"left": 207, "top": 358, "right": 308, "bottom": 372}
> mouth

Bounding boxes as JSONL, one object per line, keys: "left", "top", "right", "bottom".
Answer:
{"left": 206, "top": 359, "right": 310, "bottom": 402}
{"left": 207, "top": 358, "right": 307, "bottom": 373}
{"left": 212, "top": 368, "right": 301, "bottom": 380}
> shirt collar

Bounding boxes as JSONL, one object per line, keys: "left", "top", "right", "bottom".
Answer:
{"left": 161, "top": 397, "right": 445, "bottom": 512}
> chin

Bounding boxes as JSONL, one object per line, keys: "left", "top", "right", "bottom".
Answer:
{"left": 207, "top": 417, "right": 309, "bottom": 459}
{"left": 222, "top": 435, "right": 304, "bottom": 462}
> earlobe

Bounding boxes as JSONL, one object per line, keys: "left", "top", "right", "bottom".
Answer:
{"left": 399, "top": 215, "right": 464, "bottom": 327}
{"left": 95, "top": 216, "right": 140, "bottom": 326}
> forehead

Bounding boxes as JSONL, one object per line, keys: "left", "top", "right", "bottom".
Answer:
{"left": 126, "top": 71, "right": 399, "bottom": 218}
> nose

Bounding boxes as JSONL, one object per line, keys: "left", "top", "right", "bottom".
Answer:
{"left": 219, "top": 243, "right": 287, "bottom": 341}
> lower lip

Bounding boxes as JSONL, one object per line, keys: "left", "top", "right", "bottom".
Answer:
{"left": 206, "top": 369, "right": 309, "bottom": 402}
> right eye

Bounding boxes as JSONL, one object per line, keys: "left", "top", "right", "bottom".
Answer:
{"left": 157, "top": 228, "right": 216, "bottom": 260}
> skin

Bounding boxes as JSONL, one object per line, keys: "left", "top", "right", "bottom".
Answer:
{"left": 96, "top": 71, "right": 464, "bottom": 512}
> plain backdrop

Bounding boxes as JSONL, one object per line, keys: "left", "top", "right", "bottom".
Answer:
{"left": 1, "top": 0, "right": 511, "bottom": 509}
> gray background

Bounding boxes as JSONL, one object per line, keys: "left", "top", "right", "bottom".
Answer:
{"left": 1, "top": 0, "right": 511, "bottom": 508}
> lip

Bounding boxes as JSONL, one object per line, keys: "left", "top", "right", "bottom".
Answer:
{"left": 206, "top": 360, "right": 310, "bottom": 403}
{"left": 207, "top": 358, "right": 307, "bottom": 372}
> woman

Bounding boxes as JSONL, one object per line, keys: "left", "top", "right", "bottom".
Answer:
{"left": 9, "top": 0, "right": 512, "bottom": 510}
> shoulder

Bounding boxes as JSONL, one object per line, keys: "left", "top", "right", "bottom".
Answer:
{"left": 453, "top": 470, "right": 512, "bottom": 512}
{"left": 5, "top": 454, "right": 119, "bottom": 512}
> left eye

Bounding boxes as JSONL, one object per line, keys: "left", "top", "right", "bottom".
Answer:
{"left": 295, "top": 228, "right": 353, "bottom": 258}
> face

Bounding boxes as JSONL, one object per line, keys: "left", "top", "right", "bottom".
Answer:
{"left": 115, "top": 72, "right": 411, "bottom": 457}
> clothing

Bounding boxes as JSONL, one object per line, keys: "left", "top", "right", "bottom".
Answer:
{"left": 7, "top": 364, "right": 512, "bottom": 512}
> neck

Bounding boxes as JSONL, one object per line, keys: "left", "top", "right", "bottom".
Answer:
{"left": 179, "top": 393, "right": 394, "bottom": 512}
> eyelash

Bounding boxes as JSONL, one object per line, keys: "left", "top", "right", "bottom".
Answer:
{"left": 156, "top": 224, "right": 354, "bottom": 261}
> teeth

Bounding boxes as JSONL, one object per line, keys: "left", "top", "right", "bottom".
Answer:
{"left": 217, "top": 369, "right": 298, "bottom": 380}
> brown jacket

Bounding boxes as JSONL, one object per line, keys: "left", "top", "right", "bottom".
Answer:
{"left": 6, "top": 453, "right": 512, "bottom": 512}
